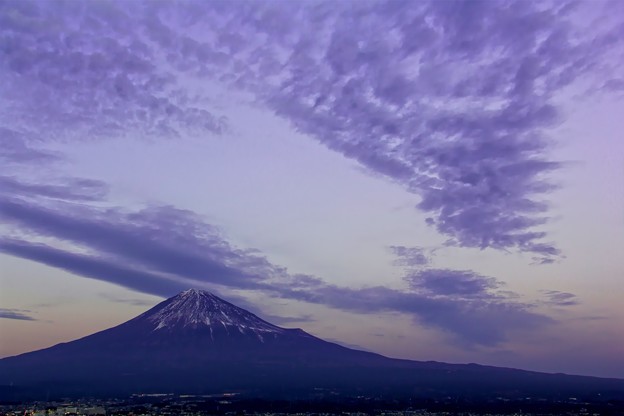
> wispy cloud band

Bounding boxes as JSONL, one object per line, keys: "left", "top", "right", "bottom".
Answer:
{"left": 1, "top": 181, "right": 552, "bottom": 346}
{"left": 0, "top": 308, "right": 36, "bottom": 321}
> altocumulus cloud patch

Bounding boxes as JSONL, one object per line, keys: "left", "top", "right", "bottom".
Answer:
{"left": 2, "top": 0, "right": 623, "bottom": 261}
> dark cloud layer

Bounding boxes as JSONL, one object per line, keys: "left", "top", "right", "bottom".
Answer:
{"left": 275, "top": 283, "right": 549, "bottom": 346}
{"left": 0, "top": 308, "right": 36, "bottom": 321}
{"left": 2, "top": 1, "right": 622, "bottom": 259}
{"left": 0, "top": 200, "right": 264, "bottom": 290}
{"left": 541, "top": 290, "right": 580, "bottom": 307}
{"left": 1, "top": 183, "right": 551, "bottom": 346}
{"left": 407, "top": 269, "right": 501, "bottom": 298}
{"left": 0, "top": 238, "right": 186, "bottom": 298}
{"left": 389, "top": 245, "right": 431, "bottom": 267}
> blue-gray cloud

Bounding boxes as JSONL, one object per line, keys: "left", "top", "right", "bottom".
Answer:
{"left": 389, "top": 245, "right": 431, "bottom": 267}
{"left": 1, "top": 204, "right": 275, "bottom": 293}
{"left": 0, "top": 238, "right": 188, "bottom": 298}
{"left": 0, "top": 308, "right": 36, "bottom": 321}
{"left": 0, "top": 176, "right": 108, "bottom": 202}
{"left": 406, "top": 269, "right": 501, "bottom": 298}
{"left": 541, "top": 290, "right": 580, "bottom": 307}
{"left": 2, "top": 1, "right": 622, "bottom": 260}
{"left": 0, "top": 1, "right": 227, "bottom": 142}
{"left": 263, "top": 314, "right": 315, "bottom": 326}
{"left": 0, "top": 129, "right": 62, "bottom": 166}
{"left": 276, "top": 283, "right": 549, "bottom": 346}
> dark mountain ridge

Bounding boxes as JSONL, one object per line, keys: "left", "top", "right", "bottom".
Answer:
{"left": 1, "top": 289, "right": 622, "bottom": 401}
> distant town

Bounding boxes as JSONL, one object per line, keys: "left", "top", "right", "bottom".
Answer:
{"left": 2, "top": 393, "right": 623, "bottom": 416}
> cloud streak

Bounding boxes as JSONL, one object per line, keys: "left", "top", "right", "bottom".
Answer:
{"left": 0, "top": 182, "right": 552, "bottom": 346}
{"left": 0, "top": 308, "right": 36, "bottom": 321}
{"left": 0, "top": 176, "right": 108, "bottom": 202}
{"left": 406, "top": 269, "right": 502, "bottom": 298}
{"left": 541, "top": 290, "right": 580, "bottom": 307}
{"left": 0, "top": 238, "right": 188, "bottom": 299}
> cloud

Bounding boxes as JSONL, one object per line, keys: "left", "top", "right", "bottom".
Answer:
{"left": 0, "top": 192, "right": 551, "bottom": 346}
{"left": 2, "top": 1, "right": 619, "bottom": 345}
{"left": 247, "top": 1, "right": 621, "bottom": 259}
{"left": 2, "top": 1, "right": 622, "bottom": 259}
{"left": 0, "top": 1, "right": 227, "bottom": 143}
{"left": 0, "top": 176, "right": 109, "bottom": 202}
{"left": 0, "top": 129, "right": 62, "bottom": 166}
{"left": 98, "top": 293, "right": 157, "bottom": 307}
{"left": 279, "top": 283, "right": 549, "bottom": 346}
{"left": 541, "top": 290, "right": 580, "bottom": 307}
{"left": 389, "top": 245, "right": 431, "bottom": 267}
{"left": 262, "top": 314, "right": 315, "bottom": 326}
{"left": 406, "top": 269, "right": 502, "bottom": 298}
{"left": 0, "top": 199, "right": 275, "bottom": 292}
{"left": 0, "top": 308, "right": 36, "bottom": 321}
{"left": 0, "top": 238, "right": 190, "bottom": 298}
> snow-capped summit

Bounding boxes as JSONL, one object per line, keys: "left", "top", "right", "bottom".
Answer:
{"left": 136, "top": 288, "right": 284, "bottom": 338}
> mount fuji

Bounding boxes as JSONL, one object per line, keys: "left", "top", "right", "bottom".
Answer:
{"left": 1, "top": 289, "right": 622, "bottom": 400}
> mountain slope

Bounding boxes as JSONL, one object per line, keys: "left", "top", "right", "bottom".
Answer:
{"left": 1, "top": 289, "right": 622, "bottom": 400}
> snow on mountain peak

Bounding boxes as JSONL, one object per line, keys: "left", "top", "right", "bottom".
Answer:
{"left": 139, "top": 289, "right": 284, "bottom": 338}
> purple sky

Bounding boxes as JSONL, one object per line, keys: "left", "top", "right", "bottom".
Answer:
{"left": 1, "top": 0, "right": 623, "bottom": 378}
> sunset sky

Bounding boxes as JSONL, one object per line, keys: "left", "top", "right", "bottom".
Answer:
{"left": 1, "top": 0, "right": 623, "bottom": 378}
